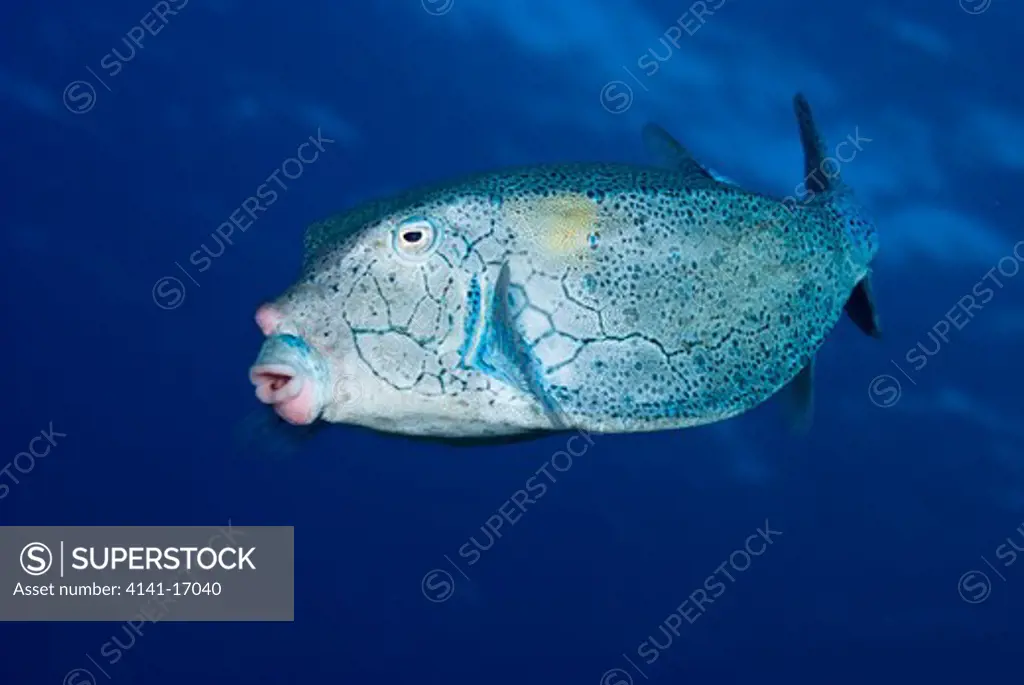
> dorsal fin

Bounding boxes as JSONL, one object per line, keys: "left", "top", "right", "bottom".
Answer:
{"left": 793, "top": 93, "right": 844, "bottom": 195}
{"left": 641, "top": 123, "right": 716, "bottom": 183}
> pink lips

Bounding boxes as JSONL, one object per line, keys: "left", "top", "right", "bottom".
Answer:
{"left": 249, "top": 304, "right": 318, "bottom": 426}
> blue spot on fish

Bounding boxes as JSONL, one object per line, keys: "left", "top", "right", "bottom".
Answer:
{"left": 277, "top": 334, "right": 312, "bottom": 354}
{"left": 458, "top": 275, "right": 483, "bottom": 367}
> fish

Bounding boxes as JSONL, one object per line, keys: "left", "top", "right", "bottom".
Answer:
{"left": 248, "top": 93, "right": 880, "bottom": 441}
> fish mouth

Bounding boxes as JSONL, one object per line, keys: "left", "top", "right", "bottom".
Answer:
{"left": 249, "top": 334, "right": 328, "bottom": 426}
{"left": 250, "top": 364, "right": 318, "bottom": 426}
{"left": 251, "top": 363, "right": 305, "bottom": 402}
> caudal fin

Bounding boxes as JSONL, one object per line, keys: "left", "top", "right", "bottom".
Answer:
{"left": 792, "top": 92, "right": 881, "bottom": 338}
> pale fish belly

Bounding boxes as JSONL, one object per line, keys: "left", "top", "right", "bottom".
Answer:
{"left": 503, "top": 187, "right": 850, "bottom": 433}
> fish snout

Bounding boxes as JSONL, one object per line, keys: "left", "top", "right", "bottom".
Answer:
{"left": 255, "top": 303, "right": 286, "bottom": 336}
{"left": 249, "top": 363, "right": 320, "bottom": 426}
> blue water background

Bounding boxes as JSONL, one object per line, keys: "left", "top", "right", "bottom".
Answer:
{"left": 2, "top": 0, "right": 1023, "bottom": 682}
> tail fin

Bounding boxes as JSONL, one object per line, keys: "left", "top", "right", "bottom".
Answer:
{"left": 793, "top": 93, "right": 881, "bottom": 338}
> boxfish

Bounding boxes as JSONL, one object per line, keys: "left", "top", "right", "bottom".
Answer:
{"left": 249, "top": 94, "right": 880, "bottom": 441}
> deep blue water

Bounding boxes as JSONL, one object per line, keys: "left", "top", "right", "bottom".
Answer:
{"left": 3, "top": 0, "right": 1024, "bottom": 682}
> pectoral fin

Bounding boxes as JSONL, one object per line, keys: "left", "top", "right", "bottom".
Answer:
{"left": 641, "top": 123, "right": 716, "bottom": 183}
{"left": 783, "top": 358, "right": 815, "bottom": 434}
{"left": 845, "top": 275, "right": 882, "bottom": 338}
{"left": 474, "top": 263, "right": 567, "bottom": 429}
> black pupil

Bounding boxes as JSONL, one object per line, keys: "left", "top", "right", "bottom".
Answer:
{"left": 403, "top": 230, "right": 423, "bottom": 244}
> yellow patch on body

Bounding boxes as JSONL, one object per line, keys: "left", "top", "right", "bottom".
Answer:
{"left": 504, "top": 193, "right": 598, "bottom": 257}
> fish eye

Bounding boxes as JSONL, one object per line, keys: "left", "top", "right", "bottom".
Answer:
{"left": 392, "top": 216, "right": 441, "bottom": 262}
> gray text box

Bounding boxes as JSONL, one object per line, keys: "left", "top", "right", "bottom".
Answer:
{"left": 1, "top": 525, "right": 293, "bottom": 621}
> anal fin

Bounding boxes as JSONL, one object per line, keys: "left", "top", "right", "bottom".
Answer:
{"left": 783, "top": 358, "right": 815, "bottom": 434}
